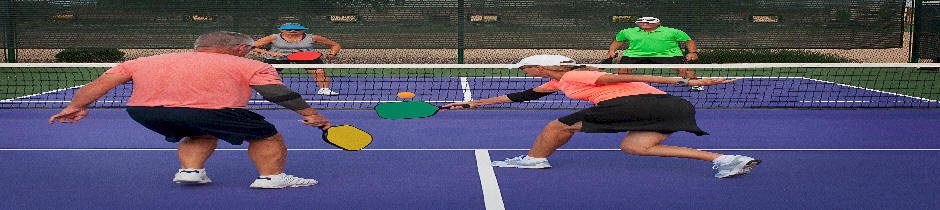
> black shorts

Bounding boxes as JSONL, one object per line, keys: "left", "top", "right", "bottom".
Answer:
{"left": 619, "top": 56, "right": 688, "bottom": 64}
{"left": 557, "top": 94, "right": 708, "bottom": 136}
{"left": 126, "top": 106, "right": 279, "bottom": 145}
{"left": 264, "top": 59, "right": 324, "bottom": 72}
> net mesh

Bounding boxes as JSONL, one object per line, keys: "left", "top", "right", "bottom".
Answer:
{"left": 2, "top": 63, "right": 938, "bottom": 109}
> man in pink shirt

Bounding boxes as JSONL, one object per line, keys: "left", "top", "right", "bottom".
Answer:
{"left": 444, "top": 55, "right": 761, "bottom": 178}
{"left": 49, "top": 31, "right": 329, "bottom": 189}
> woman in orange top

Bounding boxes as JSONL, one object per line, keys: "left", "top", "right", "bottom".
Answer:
{"left": 444, "top": 54, "right": 760, "bottom": 178}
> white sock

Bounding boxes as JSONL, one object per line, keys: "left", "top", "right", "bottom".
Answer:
{"left": 523, "top": 155, "right": 547, "bottom": 162}
{"left": 180, "top": 168, "right": 205, "bottom": 172}
{"left": 712, "top": 155, "right": 735, "bottom": 164}
{"left": 320, "top": 88, "right": 331, "bottom": 90}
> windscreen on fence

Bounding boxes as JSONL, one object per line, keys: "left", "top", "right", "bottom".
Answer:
{"left": 0, "top": 0, "right": 906, "bottom": 50}
{"left": 915, "top": 0, "right": 940, "bottom": 61}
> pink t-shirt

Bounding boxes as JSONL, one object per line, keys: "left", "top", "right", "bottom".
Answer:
{"left": 537, "top": 70, "right": 667, "bottom": 104}
{"left": 104, "top": 52, "right": 282, "bottom": 109}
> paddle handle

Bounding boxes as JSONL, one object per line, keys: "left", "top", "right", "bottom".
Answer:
{"left": 439, "top": 104, "right": 471, "bottom": 109}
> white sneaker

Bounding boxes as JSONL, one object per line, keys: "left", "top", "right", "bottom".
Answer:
{"left": 317, "top": 88, "right": 340, "bottom": 96}
{"left": 491, "top": 155, "right": 551, "bottom": 169}
{"left": 249, "top": 173, "right": 318, "bottom": 189}
{"left": 689, "top": 86, "right": 705, "bottom": 92}
{"left": 713, "top": 155, "right": 761, "bottom": 178}
{"left": 173, "top": 169, "right": 211, "bottom": 184}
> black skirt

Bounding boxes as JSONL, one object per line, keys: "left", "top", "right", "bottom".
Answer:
{"left": 557, "top": 94, "right": 709, "bottom": 136}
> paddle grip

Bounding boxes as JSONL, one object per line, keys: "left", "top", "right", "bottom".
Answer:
{"left": 439, "top": 104, "right": 471, "bottom": 109}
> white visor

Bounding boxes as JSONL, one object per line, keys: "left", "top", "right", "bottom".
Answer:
{"left": 635, "top": 17, "right": 661, "bottom": 24}
{"left": 506, "top": 54, "right": 578, "bottom": 69}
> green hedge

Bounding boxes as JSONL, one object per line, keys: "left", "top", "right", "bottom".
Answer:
{"left": 690, "top": 49, "right": 859, "bottom": 63}
{"left": 55, "top": 48, "right": 125, "bottom": 63}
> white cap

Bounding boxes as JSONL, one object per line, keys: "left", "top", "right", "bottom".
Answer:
{"left": 506, "top": 54, "right": 578, "bottom": 69}
{"left": 635, "top": 17, "right": 661, "bottom": 24}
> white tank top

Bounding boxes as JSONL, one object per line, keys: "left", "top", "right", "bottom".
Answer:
{"left": 264, "top": 33, "right": 317, "bottom": 60}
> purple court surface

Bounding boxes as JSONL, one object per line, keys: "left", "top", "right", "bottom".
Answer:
{"left": 2, "top": 108, "right": 939, "bottom": 209}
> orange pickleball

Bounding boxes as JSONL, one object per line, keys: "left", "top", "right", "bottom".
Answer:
{"left": 397, "top": 92, "right": 415, "bottom": 98}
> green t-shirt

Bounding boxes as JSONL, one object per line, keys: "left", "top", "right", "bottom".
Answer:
{"left": 615, "top": 26, "right": 692, "bottom": 57}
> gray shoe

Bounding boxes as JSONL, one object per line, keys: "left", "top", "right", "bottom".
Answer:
{"left": 491, "top": 155, "right": 551, "bottom": 169}
{"left": 713, "top": 155, "right": 761, "bottom": 178}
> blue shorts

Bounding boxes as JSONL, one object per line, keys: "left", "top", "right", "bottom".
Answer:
{"left": 126, "top": 106, "right": 279, "bottom": 145}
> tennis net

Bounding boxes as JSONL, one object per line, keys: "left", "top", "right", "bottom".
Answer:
{"left": 1, "top": 63, "right": 938, "bottom": 109}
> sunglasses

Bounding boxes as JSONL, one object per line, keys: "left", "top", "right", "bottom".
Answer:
{"left": 518, "top": 65, "right": 539, "bottom": 70}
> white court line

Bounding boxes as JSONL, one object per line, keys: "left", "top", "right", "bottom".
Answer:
{"left": 798, "top": 77, "right": 938, "bottom": 103}
{"left": 475, "top": 149, "right": 505, "bottom": 210}
{"left": 460, "top": 77, "right": 473, "bottom": 102}
{"left": 0, "top": 84, "right": 84, "bottom": 102}
{"left": 2, "top": 148, "right": 940, "bottom": 151}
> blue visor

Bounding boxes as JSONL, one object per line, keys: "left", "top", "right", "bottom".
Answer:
{"left": 278, "top": 25, "right": 309, "bottom": 30}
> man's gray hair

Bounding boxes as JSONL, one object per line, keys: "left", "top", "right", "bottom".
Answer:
{"left": 193, "top": 31, "right": 254, "bottom": 50}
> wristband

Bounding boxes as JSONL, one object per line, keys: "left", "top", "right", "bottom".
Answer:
{"left": 676, "top": 79, "right": 691, "bottom": 86}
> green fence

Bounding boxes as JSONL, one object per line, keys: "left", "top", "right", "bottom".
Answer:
{"left": 0, "top": 0, "right": 921, "bottom": 63}
{"left": 914, "top": 0, "right": 939, "bottom": 62}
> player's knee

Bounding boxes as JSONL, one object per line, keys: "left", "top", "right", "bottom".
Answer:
{"left": 620, "top": 144, "right": 651, "bottom": 156}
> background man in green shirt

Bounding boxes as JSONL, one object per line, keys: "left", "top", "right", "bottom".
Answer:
{"left": 605, "top": 17, "right": 704, "bottom": 91}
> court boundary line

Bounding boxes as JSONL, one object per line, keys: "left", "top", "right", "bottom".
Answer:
{"left": 798, "top": 77, "right": 938, "bottom": 103}
{"left": 0, "top": 84, "right": 85, "bottom": 102}
{"left": 460, "top": 77, "right": 473, "bottom": 102}
{"left": 3, "top": 148, "right": 940, "bottom": 151}
{"left": 474, "top": 150, "right": 505, "bottom": 210}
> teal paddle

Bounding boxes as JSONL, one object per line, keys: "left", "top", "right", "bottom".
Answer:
{"left": 374, "top": 101, "right": 470, "bottom": 119}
